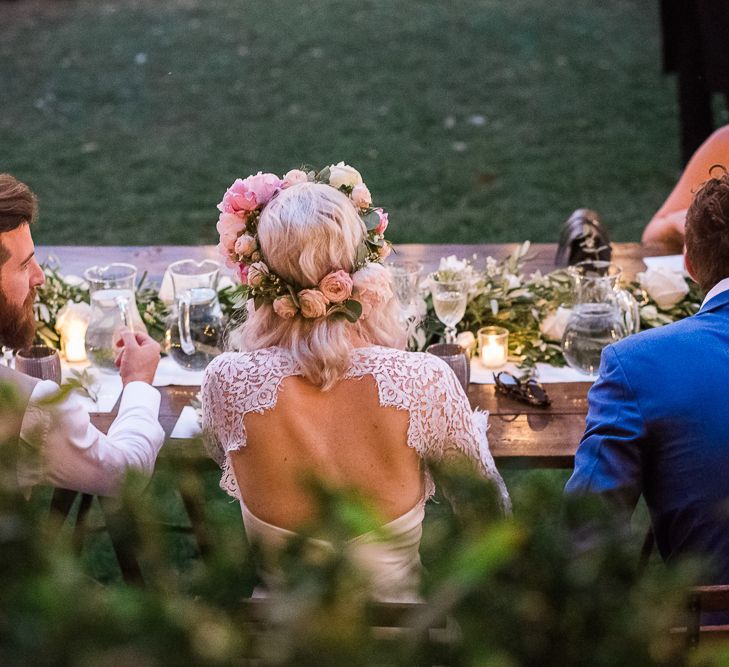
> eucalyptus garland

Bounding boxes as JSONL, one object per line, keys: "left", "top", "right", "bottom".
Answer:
{"left": 34, "top": 248, "right": 703, "bottom": 369}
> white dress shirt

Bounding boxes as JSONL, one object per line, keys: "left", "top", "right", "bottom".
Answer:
{"left": 701, "top": 276, "right": 729, "bottom": 309}
{"left": 17, "top": 380, "right": 165, "bottom": 496}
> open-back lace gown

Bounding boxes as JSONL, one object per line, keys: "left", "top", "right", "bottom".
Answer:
{"left": 202, "top": 346, "right": 510, "bottom": 601}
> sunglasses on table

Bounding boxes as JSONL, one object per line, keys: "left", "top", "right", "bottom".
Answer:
{"left": 493, "top": 371, "right": 551, "bottom": 408}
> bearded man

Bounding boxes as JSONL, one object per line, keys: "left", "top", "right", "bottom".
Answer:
{"left": 0, "top": 173, "right": 164, "bottom": 495}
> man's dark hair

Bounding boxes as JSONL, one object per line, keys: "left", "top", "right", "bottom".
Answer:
{"left": 685, "top": 166, "right": 729, "bottom": 292}
{"left": 0, "top": 174, "right": 38, "bottom": 265}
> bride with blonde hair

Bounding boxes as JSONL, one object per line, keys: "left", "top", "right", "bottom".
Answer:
{"left": 202, "top": 164, "right": 509, "bottom": 601}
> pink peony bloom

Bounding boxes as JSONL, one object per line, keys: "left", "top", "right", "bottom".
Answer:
{"left": 243, "top": 171, "right": 283, "bottom": 206}
{"left": 350, "top": 183, "right": 372, "bottom": 208}
{"left": 273, "top": 295, "right": 298, "bottom": 319}
{"left": 234, "top": 234, "right": 257, "bottom": 259}
{"left": 318, "top": 270, "right": 353, "bottom": 303}
{"left": 217, "top": 180, "right": 258, "bottom": 216}
{"left": 282, "top": 169, "right": 309, "bottom": 188}
{"left": 352, "top": 263, "right": 393, "bottom": 318}
{"left": 216, "top": 212, "right": 246, "bottom": 239}
{"left": 247, "top": 261, "right": 269, "bottom": 287}
{"left": 374, "top": 208, "right": 389, "bottom": 235}
{"left": 298, "top": 289, "right": 329, "bottom": 318}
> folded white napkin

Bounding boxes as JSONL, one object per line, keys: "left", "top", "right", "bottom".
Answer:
{"left": 152, "top": 356, "right": 205, "bottom": 386}
{"left": 61, "top": 361, "right": 123, "bottom": 413}
{"left": 642, "top": 255, "right": 686, "bottom": 275}
{"left": 470, "top": 359, "right": 595, "bottom": 384}
{"left": 170, "top": 405, "right": 203, "bottom": 439}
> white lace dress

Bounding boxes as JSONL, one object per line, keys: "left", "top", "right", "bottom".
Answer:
{"left": 202, "top": 345, "right": 510, "bottom": 600}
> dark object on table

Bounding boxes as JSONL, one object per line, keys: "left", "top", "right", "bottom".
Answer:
{"left": 494, "top": 371, "right": 551, "bottom": 408}
{"left": 660, "top": 0, "right": 729, "bottom": 165}
{"left": 555, "top": 208, "right": 612, "bottom": 267}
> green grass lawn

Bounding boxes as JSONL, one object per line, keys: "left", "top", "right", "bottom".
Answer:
{"left": 0, "top": 0, "right": 708, "bottom": 246}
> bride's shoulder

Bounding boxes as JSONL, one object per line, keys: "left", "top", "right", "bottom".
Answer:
{"left": 352, "top": 346, "right": 453, "bottom": 377}
{"left": 203, "top": 347, "right": 295, "bottom": 382}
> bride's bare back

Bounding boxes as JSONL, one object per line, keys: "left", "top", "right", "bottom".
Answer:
{"left": 203, "top": 346, "right": 510, "bottom": 531}
{"left": 233, "top": 374, "right": 423, "bottom": 528}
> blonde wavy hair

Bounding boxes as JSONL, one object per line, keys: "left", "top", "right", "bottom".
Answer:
{"left": 228, "top": 182, "right": 405, "bottom": 389}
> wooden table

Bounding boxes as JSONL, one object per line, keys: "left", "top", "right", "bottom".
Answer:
{"left": 39, "top": 242, "right": 672, "bottom": 469}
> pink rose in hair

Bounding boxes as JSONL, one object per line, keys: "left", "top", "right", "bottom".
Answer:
{"left": 234, "top": 234, "right": 257, "bottom": 259}
{"left": 273, "top": 295, "right": 298, "bottom": 319}
{"left": 352, "top": 263, "right": 393, "bottom": 318}
{"left": 217, "top": 241, "right": 237, "bottom": 269}
{"left": 374, "top": 208, "right": 389, "bottom": 235}
{"left": 243, "top": 172, "right": 283, "bottom": 206}
{"left": 298, "top": 289, "right": 329, "bottom": 318}
{"left": 238, "top": 263, "right": 249, "bottom": 284}
{"left": 350, "top": 183, "right": 372, "bottom": 208}
{"left": 282, "top": 169, "right": 309, "bottom": 187}
{"left": 216, "top": 212, "right": 246, "bottom": 239}
{"left": 247, "top": 261, "right": 269, "bottom": 287}
{"left": 318, "top": 270, "right": 353, "bottom": 303}
{"left": 217, "top": 180, "right": 258, "bottom": 216}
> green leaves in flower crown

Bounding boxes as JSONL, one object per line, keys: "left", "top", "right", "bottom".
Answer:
{"left": 316, "top": 166, "right": 331, "bottom": 183}
{"left": 362, "top": 209, "right": 381, "bottom": 232}
{"left": 328, "top": 299, "right": 363, "bottom": 323}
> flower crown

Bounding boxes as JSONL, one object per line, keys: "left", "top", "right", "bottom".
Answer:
{"left": 216, "top": 162, "right": 392, "bottom": 322}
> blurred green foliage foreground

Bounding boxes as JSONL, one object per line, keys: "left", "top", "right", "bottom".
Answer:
{"left": 0, "top": 0, "right": 708, "bottom": 245}
{"left": 4, "top": 381, "right": 729, "bottom": 666}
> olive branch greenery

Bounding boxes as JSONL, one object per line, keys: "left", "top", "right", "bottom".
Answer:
{"left": 34, "top": 248, "right": 703, "bottom": 373}
{"left": 424, "top": 242, "right": 704, "bottom": 368}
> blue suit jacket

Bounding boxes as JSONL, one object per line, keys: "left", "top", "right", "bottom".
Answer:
{"left": 566, "top": 289, "right": 729, "bottom": 579}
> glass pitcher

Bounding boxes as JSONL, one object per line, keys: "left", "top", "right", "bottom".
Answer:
{"left": 84, "top": 263, "right": 147, "bottom": 371}
{"left": 561, "top": 261, "right": 639, "bottom": 375}
{"left": 166, "top": 259, "right": 224, "bottom": 370}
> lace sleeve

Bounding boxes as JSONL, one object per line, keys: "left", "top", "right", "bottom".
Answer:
{"left": 416, "top": 356, "right": 511, "bottom": 513}
{"left": 201, "top": 353, "right": 246, "bottom": 500}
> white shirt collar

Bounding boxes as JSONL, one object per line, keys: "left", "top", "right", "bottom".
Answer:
{"left": 701, "top": 276, "right": 729, "bottom": 309}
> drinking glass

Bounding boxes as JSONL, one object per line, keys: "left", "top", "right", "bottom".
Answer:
{"left": 15, "top": 345, "right": 62, "bottom": 385}
{"left": 429, "top": 273, "right": 468, "bottom": 344}
{"left": 426, "top": 343, "right": 470, "bottom": 392}
{"left": 387, "top": 260, "right": 423, "bottom": 344}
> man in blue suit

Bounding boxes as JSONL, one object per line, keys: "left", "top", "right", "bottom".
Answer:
{"left": 566, "top": 170, "right": 729, "bottom": 580}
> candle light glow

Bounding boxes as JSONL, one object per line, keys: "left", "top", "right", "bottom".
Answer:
{"left": 478, "top": 326, "right": 509, "bottom": 369}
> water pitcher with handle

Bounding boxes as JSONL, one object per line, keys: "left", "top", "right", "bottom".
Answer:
{"left": 561, "top": 261, "right": 639, "bottom": 376}
{"left": 84, "top": 263, "right": 147, "bottom": 371}
{"left": 166, "top": 259, "right": 224, "bottom": 370}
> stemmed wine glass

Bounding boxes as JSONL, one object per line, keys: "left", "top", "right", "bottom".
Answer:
{"left": 429, "top": 273, "right": 468, "bottom": 344}
{"left": 387, "top": 260, "right": 423, "bottom": 325}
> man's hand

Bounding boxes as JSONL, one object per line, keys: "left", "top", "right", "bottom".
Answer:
{"left": 114, "top": 327, "right": 161, "bottom": 386}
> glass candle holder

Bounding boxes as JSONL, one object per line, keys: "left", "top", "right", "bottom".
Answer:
{"left": 478, "top": 326, "right": 509, "bottom": 369}
{"left": 62, "top": 320, "right": 88, "bottom": 362}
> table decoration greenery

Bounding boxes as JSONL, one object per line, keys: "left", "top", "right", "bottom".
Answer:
{"left": 420, "top": 243, "right": 703, "bottom": 368}
{"left": 34, "top": 247, "right": 703, "bottom": 370}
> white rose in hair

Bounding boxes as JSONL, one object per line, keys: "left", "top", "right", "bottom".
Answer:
{"left": 540, "top": 306, "right": 573, "bottom": 342}
{"left": 637, "top": 267, "right": 689, "bottom": 309}
{"left": 327, "top": 161, "right": 363, "bottom": 189}
{"left": 247, "top": 262, "right": 269, "bottom": 288}
{"left": 298, "top": 289, "right": 329, "bottom": 318}
{"left": 352, "top": 263, "right": 393, "bottom": 318}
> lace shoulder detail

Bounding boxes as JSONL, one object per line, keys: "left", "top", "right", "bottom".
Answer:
{"left": 348, "top": 348, "right": 511, "bottom": 512}
{"left": 201, "top": 348, "right": 299, "bottom": 499}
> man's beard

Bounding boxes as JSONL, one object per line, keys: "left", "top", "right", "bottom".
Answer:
{"left": 0, "top": 288, "right": 37, "bottom": 351}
